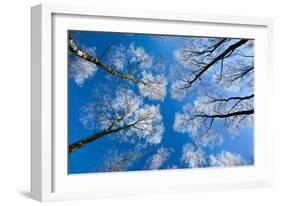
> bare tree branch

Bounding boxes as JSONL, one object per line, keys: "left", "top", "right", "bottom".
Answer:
{"left": 69, "top": 89, "right": 164, "bottom": 153}
{"left": 195, "top": 109, "right": 254, "bottom": 119}
{"left": 69, "top": 36, "right": 167, "bottom": 100}
{"left": 181, "top": 39, "right": 248, "bottom": 89}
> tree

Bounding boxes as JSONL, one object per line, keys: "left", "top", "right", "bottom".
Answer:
{"left": 172, "top": 37, "right": 254, "bottom": 148}
{"left": 146, "top": 147, "right": 171, "bottom": 170}
{"left": 209, "top": 151, "right": 244, "bottom": 167}
{"left": 181, "top": 143, "right": 206, "bottom": 168}
{"left": 174, "top": 92, "right": 253, "bottom": 147}
{"left": 69, "top": 89, "right": 164, "bottom": 153}
{"left": 180, "top": 144, "right": 244, "bottom": 168}
{"left": 100, "top": 148, "right": 145, "bottom": 172}
{"left": 171, "top": 38, "right": 253, "bottom": 98}
{"left": 69, "top": 35, "right": 167, "bottom": 100}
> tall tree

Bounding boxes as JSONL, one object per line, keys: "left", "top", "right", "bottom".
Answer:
{"left": 69, "top": 89, "right": 164, "bottom": 153}
{"left": 174, "top": 92, "right": 253, "bottom": 148}
{"left": 172, "top": 37, "right": 254, "bottom": 148}
{"left": 69, "top": 35, "right": 167, "bottom": 100}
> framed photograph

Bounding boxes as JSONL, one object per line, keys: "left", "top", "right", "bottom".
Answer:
{"left": 31, "top": 3, "right": 274, "bottom": 201}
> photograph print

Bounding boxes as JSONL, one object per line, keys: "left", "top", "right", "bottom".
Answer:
{"left": 68, "top": 30, "right": 254, "bottom": 174}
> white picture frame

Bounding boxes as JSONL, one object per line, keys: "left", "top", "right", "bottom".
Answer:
{"left": 31, "top": 3, "right": 274, "bottom": 202}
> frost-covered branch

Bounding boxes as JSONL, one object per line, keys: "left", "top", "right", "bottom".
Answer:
{"left": 69, "top": 89, "right": 164, "bottom": 153}
{"left": 146, "top": 147, "right": 171, "bottom": 170}
{"left": 174, "top": 93, "right": 254, "bottom": 148}
{"left": 101, "top": 148, "right": 145, "bottom": 172}
{"left": 210, "top": 151, "right": 245, "bottom": 167}
{"left": 69, "top": 36, "right": 167, "bottom": 100}
{"left": 181, "top": 144, "right": 206, "bottom": 168}
{"left": 171, "top": 38, "right": 253, "bottom": 99}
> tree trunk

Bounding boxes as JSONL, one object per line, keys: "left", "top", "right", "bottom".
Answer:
{"left": 68, "top": 37, "right": 146, "bottom": 85}
{"left": 69, "top": 121, "right": 139, "bottom": 153}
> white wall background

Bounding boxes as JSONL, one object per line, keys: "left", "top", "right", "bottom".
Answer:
{"left": 0, "top": 0, "right": 280, "bottom": 205}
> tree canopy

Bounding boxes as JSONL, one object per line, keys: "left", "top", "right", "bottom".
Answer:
{"left": 68, "top": 31, "right": 254, "bottom": 173}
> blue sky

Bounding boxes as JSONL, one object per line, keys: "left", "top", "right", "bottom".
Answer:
{"left": 68, "top": 31, "right": 254, "bottom": 174}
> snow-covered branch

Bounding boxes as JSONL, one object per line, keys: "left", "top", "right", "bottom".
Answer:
{"left": 174, "top": 93, "right": 253, "bottom": 148}
{"left": 171, "top": 38, "right": 253, "bottom": 99}
{"left": 69, "top": 89, "right": 164, "bottom": 153}
{"left": 69, "top": 36, "right": 167, "bottom": 100}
